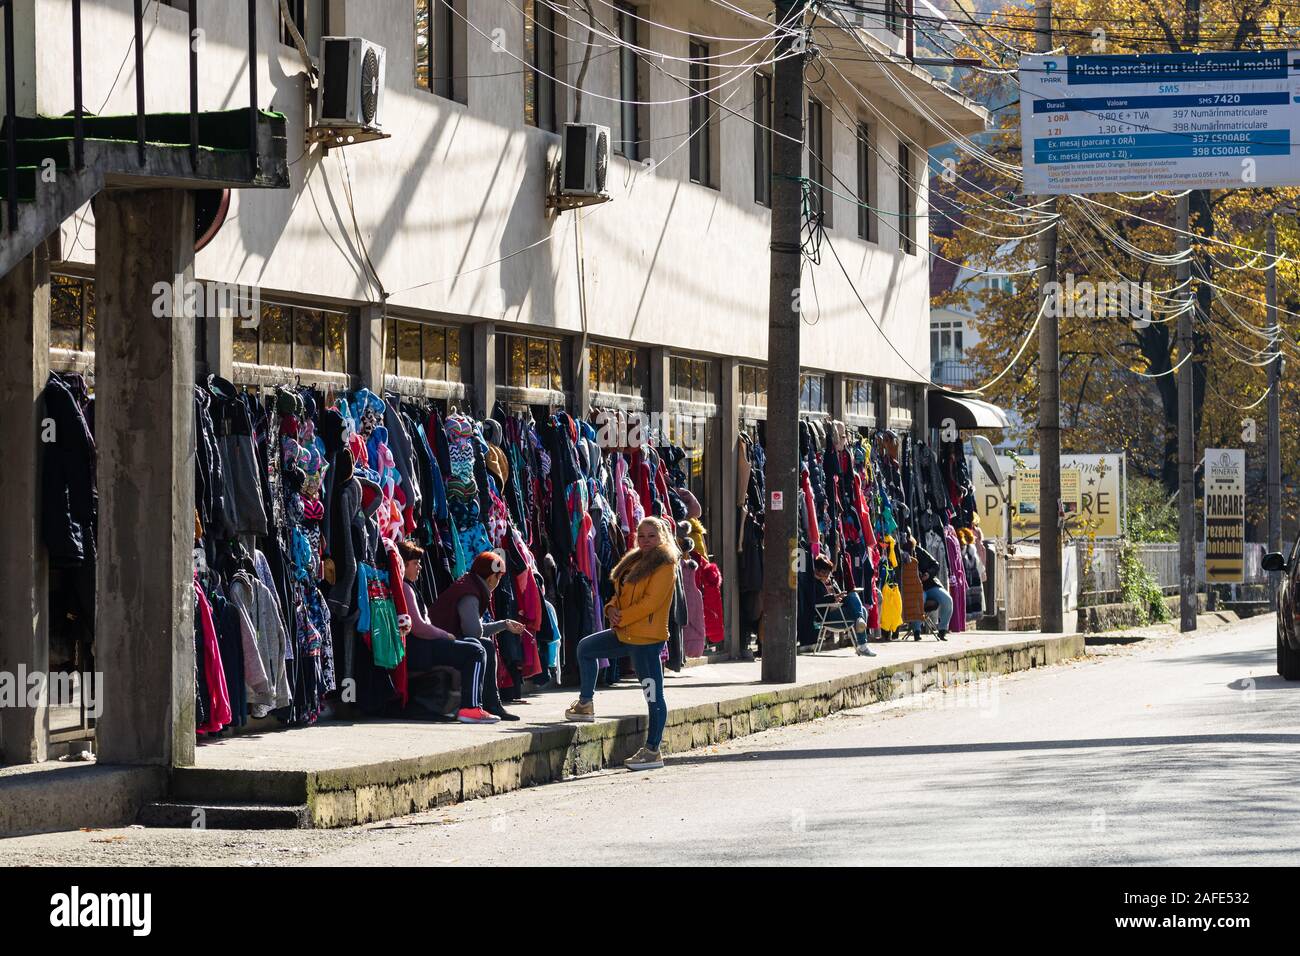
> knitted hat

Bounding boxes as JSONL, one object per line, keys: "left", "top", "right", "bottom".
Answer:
{"left": 471, "top": 550, "right": 507, "bottom": 578}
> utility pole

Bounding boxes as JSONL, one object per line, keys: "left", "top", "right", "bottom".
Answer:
{"left": 1267, "top": 209, "right": 1281, "bottom": 599}
{"left": 1035, "top": 0, "right": 1063, "bottom": 633}
{"left": 761, "top": 0, "right": 805, "bottom": 684}
{"left": 1177, "top": 0, "right": 1200, "bottom": 632}
{"left": 1176, "top": 194, "right": 1197, "bottom": 631}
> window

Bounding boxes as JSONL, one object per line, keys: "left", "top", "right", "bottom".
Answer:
{"left": 799, "top": 372, "right": 828, "bottom": 414}
{"left": 845, "top": 377, "right": 876, "bottom": 420}
{"left": 898, "top": 140, "right": 916, "bottom": 255}
{"left": 670, "top": 355, "right": 715, "bottom": 405}
{"left": 739, "top": 364, "right": 768, "bottom": 409}
{"left": 931, "top": 321, "right": 964, "bottom": 362}
{"left": 233, "top": 301, "right": 350, "bottom": 373}
{"left": 588, "top": 343, "right": 645, "bottom": 397}
{"left": 884, "top": 0, "right": 905, "bottom": 38}
{"left": 385, "top": 319, "right": 463, "bottom": 381}
{"left": 688, "top": 40, "right": 717, "bottom": 188}
{"left": 279, "top": 0, "right": 326, "bottom": 48}
{"left": 525, "top": 0, "right": 561, "bottom": 131}
{"left": 613, "top": 3, "right": 644, "bottom": 160}
{"left": 50, "top": 274, "right": 95, "bottom": 352}
{"left": 416, "top": 0, "right": 467, "bottom": 104}
{"left": 856, "top": 122, "right": 876, "bottom": 242}
{"left": 753, "top": 72, "right": 772, "bottom": 206}
{"left": 890, "top": 382, "right": 915, "bottom": 428}
{"left": 502, "top": 332, "right": 565, "bottom": 391}
{"left": 807, "top": 97, "right": 831, "bottom": 228}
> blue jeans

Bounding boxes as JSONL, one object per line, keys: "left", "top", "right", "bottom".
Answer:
{"left": 578, "top": 629, "right": 667, "bottom": 750}
{"left": 821, "top": 592, "right": 867, "bottom": 644}
{"left": 911, "top": 585, "right": 953, "bottom": 634}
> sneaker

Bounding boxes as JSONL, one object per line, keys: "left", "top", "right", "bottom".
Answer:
{"left": 855, "top": 641, "right": 877, "bottom": 657}
{"left": 564, "top": 699, "right": 596, "bottom": 722}
{"left": 624, "top": 746, "right": 664, "bottom": 771}
{"left": 488, "top": 707, "right": 521, "bottom": 722}
{"left": 457, "top": 707, "right": 501, "bottom": 724}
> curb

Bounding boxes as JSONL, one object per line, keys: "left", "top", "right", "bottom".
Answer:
{"left": 164, "top": 633, "right": 1086, "bottom": 828}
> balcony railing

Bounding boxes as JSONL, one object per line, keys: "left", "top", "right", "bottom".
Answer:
{"left": 2, "top": 0, "right": 260, "bottom": 231}
{"left": 931, "top": 360, "right": 979, "bottom": 388}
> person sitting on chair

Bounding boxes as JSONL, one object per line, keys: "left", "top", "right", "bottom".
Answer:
{"left": 812, "top": 555, "right": 876, "bottom": 656}
{"left": 908, "top": 542, "right": 953, "bottom": 642}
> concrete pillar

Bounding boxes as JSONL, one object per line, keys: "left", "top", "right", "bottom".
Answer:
{"left": 203, "top": 307, "right": 234, "bottom": 382}
{"left": 718, "top": 357, "right": 745, "bottom": 659}
{"left": 647, "top": 346, "right": 670, "bottom": 416}
{"left": 357, "top": 303, "right": 386, "bottom": 392}
{"left": 0, "top": 245, "right": 51, "bottom": 764}
{"left": 93, "top": 189, "right": 196, "bottom": 768}
{"left": 472, "top": 321, "right": 496, "bottom": 416}
{"left": 829, "top": 372, "right": 846, "bottom": 422}
{"left": 570, "top": 335, "right": 591, "bottom": 418}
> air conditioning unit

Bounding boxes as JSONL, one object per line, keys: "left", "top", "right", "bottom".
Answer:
{"left": 560, "top": 123, "right": 611, "bottom": 199}
{"left": 318, "top": 37, "right": 386, "bottom": 129}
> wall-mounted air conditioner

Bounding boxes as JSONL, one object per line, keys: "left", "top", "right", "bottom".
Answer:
{"left": 559, "top": 123, "right": 611, "bottom": 201}
{"left": 318, "top": 37, "right": 386, "bottom": 130}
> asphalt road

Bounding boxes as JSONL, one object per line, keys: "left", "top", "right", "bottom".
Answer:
{"left": 3, "top": 614, "right": 1296, "bottom": 866}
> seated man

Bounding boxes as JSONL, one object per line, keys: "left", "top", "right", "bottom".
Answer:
{"left": 812, "top": 554, "right": 875, "bottom": 656}
{"left": 397, "top": 541, "right": 500, "bottom": 725}
{"left": 909, "top": 542, "right": 953, "bottom": 642}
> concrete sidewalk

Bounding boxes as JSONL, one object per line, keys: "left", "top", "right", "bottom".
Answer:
{"left": 159, "top": 628, "right": 1085, "bottom": 828}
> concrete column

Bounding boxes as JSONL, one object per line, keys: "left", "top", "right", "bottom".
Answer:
{"left": 203, "top": 307, "right": 234, "bottom": 382}
{"left": 94, "top": 189, "right": 196, "bottom": 768}
{"left": 570, "top": 334, "right": 591, "bottom": 418}
{"left": 647, "top": 346, "right": 670, "bottom": 416}
{"left": 0, "top": 245, "right": 51, "bottom": 764}
{"left": 472, "top": 321, "right": 496, "bottom": 416}
{"left": 718, "top": 357, "right": 744, "bottom": 659}
{"left": 881, "top": 380, "right": 894, "bottom": 430}
{"left": 829, "top": 372, "right": 846, "bottom": 422}
{"left": 357, "top": 303, "right": 386, "bottom": 392}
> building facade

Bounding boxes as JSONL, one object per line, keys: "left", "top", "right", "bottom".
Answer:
{"left": 0, "top": 0, "right": 985, "bottom": 766}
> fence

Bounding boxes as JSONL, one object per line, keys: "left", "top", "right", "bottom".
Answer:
{"left": 1076, "top": 541, "right": 1179, "bottom": 605}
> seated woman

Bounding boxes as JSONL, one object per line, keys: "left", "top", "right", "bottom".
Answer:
{"left": 565, "top": 518, "right": 678, "bottom": 772}
{"left": 811, "top": 554, "right": 875, "bottom": 656}
{"left": 397, "top": 541, "right": 499, "bottom": 725}
{"left": 426, "top": 550, "right": 525, "bottom": 722}
{"left": 909, "top": 540, "right": 953, "bottom": 642}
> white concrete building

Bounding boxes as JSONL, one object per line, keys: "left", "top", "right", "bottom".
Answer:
{"left": 0, "top": 0, "right": 985, "bottom": 771}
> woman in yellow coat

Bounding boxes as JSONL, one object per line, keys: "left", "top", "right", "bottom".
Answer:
{"left": 565, "top": 517, "right": 679, "bottom": 770}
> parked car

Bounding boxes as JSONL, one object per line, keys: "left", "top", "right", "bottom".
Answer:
{"left": 1260, "top": 549, "right": 1300, "bottom": 679}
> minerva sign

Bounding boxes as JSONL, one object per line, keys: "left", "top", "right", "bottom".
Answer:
{"left": 1019, "top": 50, "right": 1300, "bottom": 195}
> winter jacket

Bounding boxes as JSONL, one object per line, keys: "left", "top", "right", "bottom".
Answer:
{"left": 681, "top": 557, "right": 706, "bottom": 657}
{"left": 696, "top": 558, "right": 724, "bottom": 644}
{"left": 229, "top": 570, "right": 292, "bottom": 711}
{"left": 606, "top": 562, "right": 676, "bottom": 645}
{"left": 207, "top": 376, "right": 268, "bottom": 537}
{"left": 41, "top": 372, "right": 98, "bottom": 567}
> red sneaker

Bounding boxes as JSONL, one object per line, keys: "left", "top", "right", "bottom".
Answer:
{"left": 457, "top": 707, "right": 501, "bottom": 724}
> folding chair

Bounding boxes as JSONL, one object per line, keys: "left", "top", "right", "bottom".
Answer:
{"left": 813, "top": 588, "right": 867, "bottom": 653}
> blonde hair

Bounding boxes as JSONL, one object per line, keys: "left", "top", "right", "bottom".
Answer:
{"left": 612, "top": 518, "right": 681, "bottom": 585}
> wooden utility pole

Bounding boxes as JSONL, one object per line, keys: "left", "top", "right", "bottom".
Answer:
{"left": 1035, "top": 0, "right": 1063, "bottom": 632}
{"left": 761, "top": 0, "right": 806, "bottom": 683}
{"left": 1177, "top": 0, "right": 1201, "bottom": 632}
{"left": 1267, "top": 209, "right": 1281, "bottom": 598}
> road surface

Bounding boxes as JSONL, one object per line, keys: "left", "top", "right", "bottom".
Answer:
{"left": 3, "top": 614, "right": 1296, "bottom": 866}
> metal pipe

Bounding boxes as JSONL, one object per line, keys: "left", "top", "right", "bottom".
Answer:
{"left": 133, "top": 0, "right": 145, "bottom": 165}
{"left": 72, "top": 0, "right": 84, "bottom": 169}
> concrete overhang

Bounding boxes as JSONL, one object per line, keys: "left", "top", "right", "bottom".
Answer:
{"left": 727, "top": 0, "right": 990, "bottom": 147}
